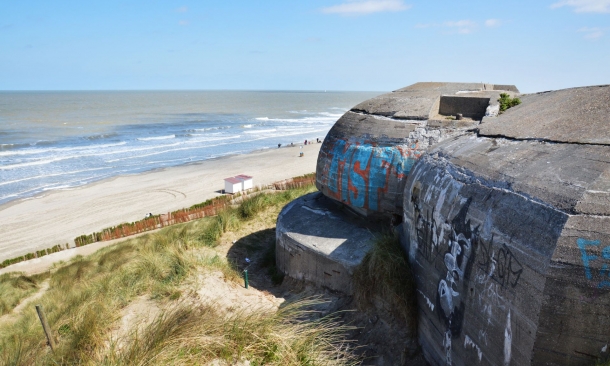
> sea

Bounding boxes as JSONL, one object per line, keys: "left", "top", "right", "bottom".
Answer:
{"left": 0, "top": 90, "right": 381, "bottom": 206}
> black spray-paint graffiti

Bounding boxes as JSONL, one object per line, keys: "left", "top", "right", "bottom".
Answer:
{"left": 411, "top": 190, "right": 525, "bottom": 365}
{"left": 436, "top": 199, "right": 480, "bottom": 364}
{"left": 478, "top": 235, "right": 524, "bottom": 288}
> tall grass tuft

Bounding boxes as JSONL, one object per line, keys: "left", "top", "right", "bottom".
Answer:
{"left": 353, "top": 231, "right": 417, "bottom": 331}
{"left": 105, "top": 299, "right": 358, "bottom": 365}
{"left": 0, "top": 272, "right": 49, "bottom": 315}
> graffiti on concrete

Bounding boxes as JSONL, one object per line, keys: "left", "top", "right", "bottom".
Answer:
{"left": 414, "top": 199, "right": 439, "bottom": 264}
{"left": 504, "top": 310, "right": 512, "bottom": 366}
{"left": 323, "top": 137, "right": 423, "bottom": 210}
{"left": 410, "top": 188, "right": 525, "bottom": 365}
{"left": 436, "top": 198, "right": 480, "bottom": 364}
{"left": 478, "top": 235, "right": 524, "bottom": 288}
{"left": 578, "top": 238, "right": 610, "bottom": 288}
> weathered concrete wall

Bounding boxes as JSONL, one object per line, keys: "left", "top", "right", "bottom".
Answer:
{"left": 316, "top": 82, "right": 518, "bottom": 218}
{"left": 439, "top": 96, "right": 490, "bottom": 119}
{"left": 276, "top": 192, "right": 376, "bottom": 294}
{"left": 402, "top": 85, "right": 610, "bottom": 365}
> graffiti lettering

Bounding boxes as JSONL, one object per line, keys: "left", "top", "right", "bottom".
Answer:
{"left": 410, "top": 190, "right": 526, "bottom": 365}
{"left": 436, "top": 198, "right": 479, "bottom": 341}
{"left": 478, "top": 236, "right": 523, "bottom": 288}
{"left": 324, "top": 137, "right": 422, "bottom": 210}
{"left": 414, "top": 201, "right": 439, "bottom": 264}
{"left": 577, "top": 238, "right": 610, "bottom": 288}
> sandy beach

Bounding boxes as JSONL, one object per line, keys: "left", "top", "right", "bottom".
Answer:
{"left": 0, "top": 143, "right": 321, "bottom": 267}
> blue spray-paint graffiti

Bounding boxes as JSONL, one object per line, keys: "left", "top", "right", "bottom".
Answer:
{"left": 323, "top": 137, "right": 423, "bottom": 211}
{"left": 578, "top": 238, "right": 610, "bottom": 288}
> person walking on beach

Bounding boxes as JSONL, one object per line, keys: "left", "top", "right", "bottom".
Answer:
{"left": 278, "top": 143, "right": 281, "bottom": 148}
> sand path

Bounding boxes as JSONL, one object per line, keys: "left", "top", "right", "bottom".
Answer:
{"left": 0, "top": 144, "right": 321, "bottom": 267}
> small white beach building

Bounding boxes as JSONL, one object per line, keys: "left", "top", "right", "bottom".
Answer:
{"left": 236, "top": 174, "right": 253, "bottom": 190}
{"left": 224, "top": 176, "right": 243, "bottom": 194}
{"left": 224, "top": 174, "right": 254, "bottom": 194}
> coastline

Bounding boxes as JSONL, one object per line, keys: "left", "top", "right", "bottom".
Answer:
{"left": 0, "top": 143, "right": 322, "bottom": 265}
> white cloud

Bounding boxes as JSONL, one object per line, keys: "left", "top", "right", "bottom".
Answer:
{"left": 550, "top": 0, "right": 610, "bottom": 13}
{"left": 321, "top": 0, "right": 410, "bottom": 15}
{"left": 414, "top": 20, "right": 479, "bottom": 34}
{"left": 485, "top": 18, "right": 502, "bottom": 27}
{"left": 176, "top": 6, "right": 188, "bottom": 13}
{"left": 444, "top": 20, "right": 477, "bottom": 34}
{"left": 578, "top": 26, "right": 605, "bottom": 38}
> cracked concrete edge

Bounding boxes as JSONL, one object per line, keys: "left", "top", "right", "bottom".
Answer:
{"left": 403, "top": 144, "right": 610, "bottom": 365}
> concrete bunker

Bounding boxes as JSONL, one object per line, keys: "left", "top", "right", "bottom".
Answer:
{"left": 280, "top": 82, "right": 519, "bottom": 295}
{"left": 315, "top": 82, "right": 518, "bottom": 219}
{"left": 438, "top": 95, "right": 490, "bottom": 120}
{"left": 277, "top": 82, "right": 610, "bottom": 365}
{"left": 403, "top": 84, "right": 610, "bottom": 365}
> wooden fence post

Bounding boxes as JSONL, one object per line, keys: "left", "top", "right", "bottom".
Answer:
{"left": 35, "top": 305, "right": 56, "bottom": 351}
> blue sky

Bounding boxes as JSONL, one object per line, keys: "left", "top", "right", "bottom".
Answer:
{"left": 1, "top": 0, "right": 609, "bottom": 92}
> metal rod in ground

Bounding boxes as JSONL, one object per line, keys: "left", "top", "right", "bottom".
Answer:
{"left": 244, "top": 270, "right": 249, "bottom": 289}
{"left": 35, "top": 305, "right": 56, "bottom": 351}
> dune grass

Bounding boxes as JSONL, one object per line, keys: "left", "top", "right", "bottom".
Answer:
{"left": 0, "top": 272, "right": 49, "bottom": 316}
{"left": 102, "top": 299, "right": 357, "bottom": 366}
{"left": 353, "top": 230, "right": 417, "bottom": 332}
{"left": 0, "top": 183, "right": 352, "bottom": 365}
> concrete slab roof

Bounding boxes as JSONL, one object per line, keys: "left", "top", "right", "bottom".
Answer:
{"left": 352, "top": 82, "right": 519, "bottom": 120}
{"left": 480, "top": 85, "right": 610, "bottom": 144}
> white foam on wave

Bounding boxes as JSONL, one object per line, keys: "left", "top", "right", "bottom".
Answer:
{"left": 243, "top": 128, "right": 277, "bottom": 134}
{"left": 0, "top": 167, "right": 108, "bottom": 187}
{"left": 0, "top": 156, "right": 77, "bottom": 170}
{"left": 319, "top": 112, "right": 344, "bottom": 117}
{"left": 105, "top": 139, "right": 242, "bottom": 163}
{"left": 188, "top": 126, "right": 230, "bottom": 132}
{"left": 137, "top": 134, "right": 176, "bottom": 141}
{"left": 242, "top": 124, "right": 253, "bottom": 128}
{"left": 252, "top": 116, "right": 336, "bottom": 124}
{"left": 0, "top": 141, "right": 127, "bottom": 157}
{"left": 255, "top": 117, "right": 269, "bottom": 121}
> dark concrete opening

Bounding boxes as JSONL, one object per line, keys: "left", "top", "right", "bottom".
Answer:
{"left": 439, "top": 96, "right": 490, "bottom": 120}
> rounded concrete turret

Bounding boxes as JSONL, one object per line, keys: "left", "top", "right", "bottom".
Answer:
{"left": 315, "top": 82, "right": 519, "bottom": 219}
{"left": 402, "top": 85, "right": 610, "bottom": 365}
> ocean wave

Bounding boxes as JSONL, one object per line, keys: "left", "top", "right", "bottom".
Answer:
{"left": 105, "top": 140, "right": 243, "bottom": 163}
{"left": 137, "top": 134, "right": 176, "bottom": 141}
{"left": 0, "top": 156, "right": 78, "bottom": 170}
{"left": 241, "top": 124, "right": 253, "bottom": 128}
{"left": 185, "top": 126, "right": 231, "bottom": 133}
{"left": 252, "top": 116, "right": 337, "bottom": 124}
{"left": 83, "top": 133, "right": 119, "bottom": 140}
{"left": 0, "top": 141, "right": 128, "bottom": 157}
{"left": 318, "top": 112, "right": 344, "bottom": 117}
{"left": 0, "top": 167, "right": 108, "bottom": 187}
{"left": 255, "top": 117, "right": 269, "bottom": 121}
{"left": 243, "top": 128, "right": 277, "bottom": 134}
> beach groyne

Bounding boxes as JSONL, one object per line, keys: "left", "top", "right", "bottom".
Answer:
{"left": 278, "top": 83, "right": 610, "bottom": 365}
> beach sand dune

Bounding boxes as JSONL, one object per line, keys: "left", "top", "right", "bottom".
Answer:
{"left": 0, "top": 144, "right": 321, "bottom": 265}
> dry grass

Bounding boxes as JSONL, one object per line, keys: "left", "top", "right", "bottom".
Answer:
{"left": 0, "top": 183, "right": 356, "bottom": 365}
{"left": 0, "top": 272, "right": 49, "bottom": 316}
{"left": 353, "top": 231, "right": 417, "bottom": 333}
{"left": 102, "top": 299, "right": 357, "bottom": 366}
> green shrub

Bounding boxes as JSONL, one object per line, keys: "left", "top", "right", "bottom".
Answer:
{"left": 498, "top": 93, "right": 521, "bottom": 113}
